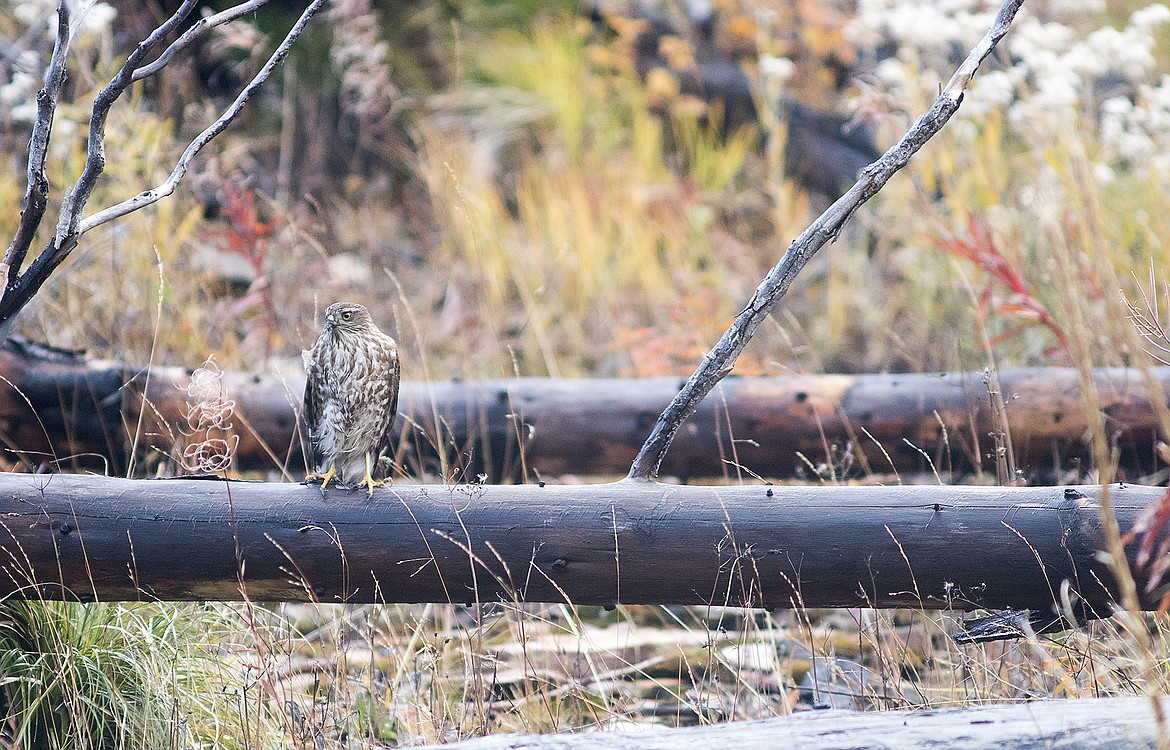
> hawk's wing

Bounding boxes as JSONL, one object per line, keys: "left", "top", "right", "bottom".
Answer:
{"left": 302, "top": 349, "right": 322, "bottom": 466}
{"left": 374, "top": 342, "right": 401, "bottom": 475}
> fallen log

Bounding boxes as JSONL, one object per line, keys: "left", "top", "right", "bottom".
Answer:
{"left": 414, "top": 696, "right": 1170, "bottom": 750}
{"left": 0, "top": 339, "right": 1168, "bottom": 481}
{"left": 0, "top": 474, "right": 1163, "bottom": 617}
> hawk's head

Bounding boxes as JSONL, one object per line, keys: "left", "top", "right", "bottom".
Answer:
{"left": 323, "top": 302, "right": 373, "bottom": 333}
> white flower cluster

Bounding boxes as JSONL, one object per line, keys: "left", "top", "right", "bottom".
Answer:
{"left": 1100, "top": 76, "right": 1170, "bottom": 175}
{"left": 851, "top": 0, "right": 997, "bottom": 58}
{"left": 757, "top": 53, "right": 795, "bottom": 110}
{"left": 74, "top": 1, "right": 116, "bottom": 35}
{"left": 0, "top": 55, "right": 40, "bottom": 124}
{"left": 849, "top": 0, "right": 1170, "bottom": 178}
{"left": 11, "top": 0, "right": 116, "bottom": 35}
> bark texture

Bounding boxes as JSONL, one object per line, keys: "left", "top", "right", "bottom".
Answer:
{"left": 0, "top": 473, "right": 1162, "bottom": 615}
{"left": 0, "top": 340, "right": 1163, "bottom": 480}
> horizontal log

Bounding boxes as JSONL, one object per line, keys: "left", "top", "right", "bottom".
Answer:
{"left": 0, "top": 339, "right": 128, "bottom": 474}
{"left": 0, "top": 473, "right": 1163, "bottom": 616}
{"left": 136, "top": 364, "right": 1170, "bottom": 481}
{"left": 0, "top": 339, "right": 1167, "bottom": 480}
{"left": 416, "top": 696, "right": 1170, "bottom": 750}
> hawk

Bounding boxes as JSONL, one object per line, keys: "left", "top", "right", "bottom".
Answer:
{"left": 303, "top": 302, "right": 400, "bottom": 494}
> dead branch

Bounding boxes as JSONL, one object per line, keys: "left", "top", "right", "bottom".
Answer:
{"left": 130, "top": 0, "right": 271, "bottom": 83}
{"left": 2, "top": 4, "right": 71, "bottom": 294}
{"left": 76, "top": 0, "right": 328, "bottom": 235}
{"left": 628, "top": 0, "right": 1026, "bottom": 479}
{"left": 54, "top": 0, "right": 201, "bottom": 243}
{"left": 0, "top": 0, "right": 327, "bottom": 339}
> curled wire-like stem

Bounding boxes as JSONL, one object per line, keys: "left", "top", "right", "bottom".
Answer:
{"left": 626, "top": 0, "right": 1026, "bottom": 481}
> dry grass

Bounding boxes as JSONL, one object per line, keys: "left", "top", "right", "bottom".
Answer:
{"left": 128, "top": 598, "right": 1169, "bottom": 747}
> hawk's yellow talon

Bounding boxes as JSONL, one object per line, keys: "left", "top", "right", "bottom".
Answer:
{"left": 356, "top": 452, "right": 386, "bottom": 496}
{"left": 305, "top": 464, "right": 337, "bottom": 490}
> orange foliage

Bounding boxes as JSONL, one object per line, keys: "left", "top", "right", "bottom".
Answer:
{"left": 932, "top": 214, "right": 1070, "bottom": 357}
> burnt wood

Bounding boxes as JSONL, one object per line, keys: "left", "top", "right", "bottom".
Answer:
{"left": 105, "top": 360, "right": 1170, "bottom": 481}
{"left": 0, "top": 341, "right": 1168, "bottom": 480}
{"left": 0, "top": 474, "right": 1162, "bottom": 615}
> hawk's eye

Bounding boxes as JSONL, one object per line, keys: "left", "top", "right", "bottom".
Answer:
{"left": 341, "top": 311, "right": 352, "bottom": 321}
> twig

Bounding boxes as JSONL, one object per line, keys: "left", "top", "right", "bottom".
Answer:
{"left": 2, "top": 2, "right": 72, "bottom": 294}
{"left": 77, "top": 0, "right": 327, "bottom": 236}
{"left": 56, "top": 0, "right": 202, "bottom": 244}
{"left": 131, "top": 0, "right": 272, "bottom": 83}
{"left": 626, "top": 0, "right": 1026, "bottom": 480}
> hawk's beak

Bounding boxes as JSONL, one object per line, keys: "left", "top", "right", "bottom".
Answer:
{"left": 324, "top": 312, "right": 336, "bottom": 327}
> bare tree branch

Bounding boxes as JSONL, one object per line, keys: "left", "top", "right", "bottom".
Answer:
{"left": 80, "top": 0, "right": 327, "bottom": 235}
{"left": 627, "top": 0, "right": 1027, "bottom": 480}
{"left": 0, "top": 0, "right": 200, "bottom": 334}
{"left": 130, "top": 0, "right": 271, "bottom": 84}
{"left": 52, "top": 0, "right": 201, "bottom": 245}
{"left": 2, "top": 2, "right": 72, "bottom": 294}
{"left": 0, "top": 0, "right": 328, "bottom": 340}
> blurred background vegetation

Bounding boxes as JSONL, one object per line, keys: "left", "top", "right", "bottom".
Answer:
{"left": 3, "top": 0, "right": 1164, "bottom": 385}
{"left": 4, "top": 0, "right": 1170, "bottom": 747}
